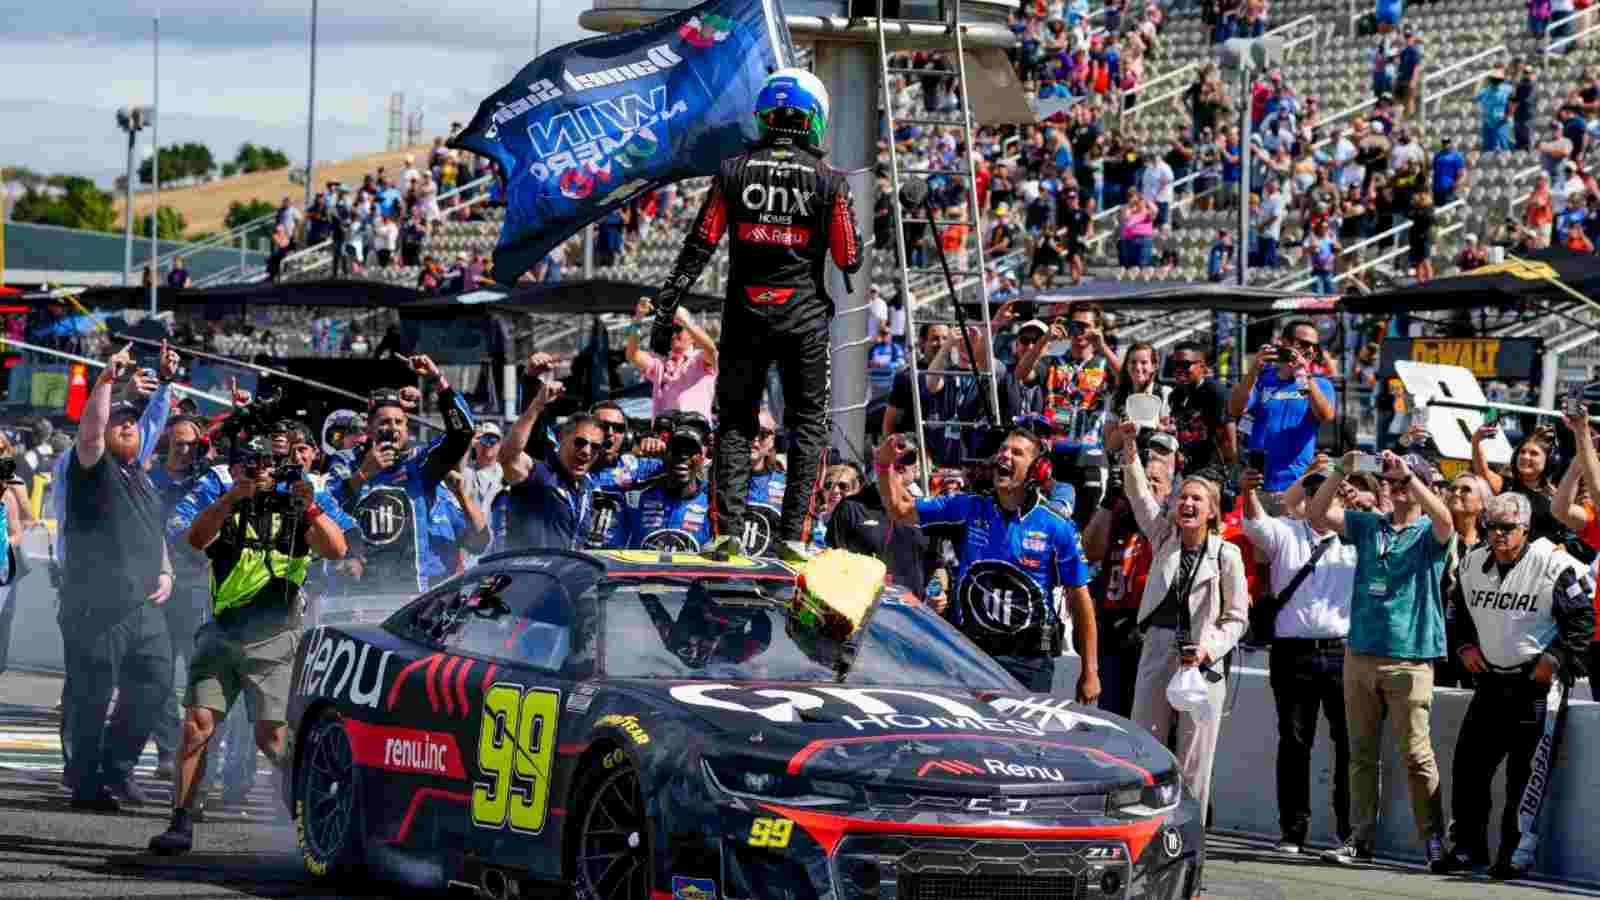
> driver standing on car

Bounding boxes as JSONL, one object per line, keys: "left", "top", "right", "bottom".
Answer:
{"left": 148, "top": 437, "right": 347, "bottom": 855}
{"left": 328, "top": 355, "right": 475, "bottom": 593}
{"left": 876, "top": 430, "right": 1100, "bottom": 699}
{"left": 649, "top": 68, "right": 862, "bottom": 563}
{"left": 619, "top": 414, "right": 715, "bottom": 551}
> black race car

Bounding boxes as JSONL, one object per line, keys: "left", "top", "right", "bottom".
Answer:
{"left": 284, "top": 548, "right": 1203, "bottom": 900}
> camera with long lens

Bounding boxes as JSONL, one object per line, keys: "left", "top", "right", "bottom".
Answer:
{"left": 230, "top": 438, "right": 304, "bottom": 515}
{"left": 216, "top": 386, "right": 289, "bottom": 445}
{"left": 0, "top": 457, "right": 16, "bottom": 484}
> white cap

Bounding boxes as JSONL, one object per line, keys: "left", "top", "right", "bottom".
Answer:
{"left": 1465, "top": 233, "right": 1479, "bottom": 242}
{"left": 478, "top": 421, "right": 502, "bottom": 437}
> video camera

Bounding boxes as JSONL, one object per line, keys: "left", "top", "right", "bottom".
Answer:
{"left": 216, "top": 386, "right": 291, "bottom": 445}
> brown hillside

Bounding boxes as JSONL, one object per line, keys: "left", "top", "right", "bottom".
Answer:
{"left": 119, "top": 140, "right": 446, "bottom": 235}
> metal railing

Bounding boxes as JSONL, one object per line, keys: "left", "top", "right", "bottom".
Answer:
{"left": 1082, "top": 168, "right": 1210, "bottom": 254}
{"left": 1127, "top": 62, "right": 1200, "bottom": 107}
{"left": 1267, "top": 198, "right": 1465, "bottom": 289}
{"left": 1547, "top": 8, "right": 1594, "bottom": 54}
{"left": 279, "top": 173, "right": 498, "bottom": 280}
{"left": 1420, "top": 45, "right": 1510, "bottom": 117}
{"left": 1277, "top": 214, "right": 1467, "bottom": 293}
{"left": 125, "top": 210, "right": 279, "bottom": 281}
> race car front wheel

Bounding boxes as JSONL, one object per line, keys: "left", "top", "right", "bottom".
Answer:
{"left": 573, "top": 753, "right": 653, "bottom": 900}
{"left": 294, "top": 710, "right": 365, "bottom": 881}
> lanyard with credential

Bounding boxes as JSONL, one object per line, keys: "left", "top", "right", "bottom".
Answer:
{"left": 1173, "top": 540, "right": 1225, "bottom": 684}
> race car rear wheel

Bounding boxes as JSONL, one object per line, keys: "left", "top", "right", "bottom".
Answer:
{"left": 294, "top": 710, "right": 365, "bottom": 881}
{"left": 573, "top": 753, "right": 653, "bottom": 900}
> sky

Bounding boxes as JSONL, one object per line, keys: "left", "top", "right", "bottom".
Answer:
{"left": 0, "top": 0, "right": 595, "bottom": 189}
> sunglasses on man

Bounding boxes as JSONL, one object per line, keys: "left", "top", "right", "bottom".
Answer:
{"left": 477, "top": 434, "right": 501, "bottom": 447}
{"left": 1485, "top": 521, "right": 1524, "bottom": 534}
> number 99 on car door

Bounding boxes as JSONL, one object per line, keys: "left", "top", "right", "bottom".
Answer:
{"left": 472, "top": 684, "right": 560, "bottom": 834}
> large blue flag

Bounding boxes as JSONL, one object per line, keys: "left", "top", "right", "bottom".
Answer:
{"left": 450, "top": 0, "right": 794, "bottom": 286}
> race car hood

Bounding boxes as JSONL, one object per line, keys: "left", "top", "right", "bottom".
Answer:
{"left": 613, "top": 680, "right": 1174, "bottom": 794}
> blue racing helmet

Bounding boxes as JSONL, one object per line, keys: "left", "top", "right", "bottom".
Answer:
{"left": 755, "top": 68, "right": 831, "bottom": 150}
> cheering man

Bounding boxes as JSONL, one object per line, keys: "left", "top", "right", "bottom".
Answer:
{"left": 878, "top": 431, "right": 1099, "bottom": 699}
{"left": 649, "top": 68, "right": 861, "bottom": 562}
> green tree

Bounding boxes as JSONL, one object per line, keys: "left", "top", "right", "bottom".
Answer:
{"left": 10, "top": 176, "right": 118, "bottom": 231}
{"left": 234, "top": 143, "right": 292, "bottom": 174}
{"left": 225, "top": 198, "right": 276, "bottom": 229}
{"left": 221, "top": 161, "right": 239, "bottom": 178}
{"left": 138, "top": 142, "right": 217, "bottom": 185}
{"left": 139, "top": 206, "right": 188, "bottom": 240}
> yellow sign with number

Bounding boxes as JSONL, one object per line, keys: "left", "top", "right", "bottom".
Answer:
{"left": 472, "top": 683, "right": 560, "bottom": 835}
{"left": 749, "top": 817, "right": 794, "bottom": 848}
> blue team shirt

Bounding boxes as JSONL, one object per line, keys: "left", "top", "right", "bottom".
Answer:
{"left": 748, "top": 470, "right": 786, "bottom": 508}
{"left": 914, "top": 491, "right": 1090, "bottom": 624}
{"left": 1245, "top": 369, "right": 1334, "bottom": 492}
{"left": 620, "top": 479, "right": 714, "bottom": 549}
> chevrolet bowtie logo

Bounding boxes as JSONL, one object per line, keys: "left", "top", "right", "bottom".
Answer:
{"left": 967, "top": 796, "right": 1029, "bottom": 815}
{"left": 916, "top": 759, "right": 984, "bottom": 777}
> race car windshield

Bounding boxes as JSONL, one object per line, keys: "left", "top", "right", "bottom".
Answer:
{"left": 601, "top": 579, "right": 1020, "bottom": 690}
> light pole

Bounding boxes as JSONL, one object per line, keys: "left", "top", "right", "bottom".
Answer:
{"left": 303, "top": 0, "right": 319, "bottom": 218}
{"left": 1219, "top": 35, "right": 1282, "bottom": 377}
{"left": 150, "top": 12, "right": 160, "bottom": 313}
{"left": 116, "top": 106, "right": 153, "bottom": 288}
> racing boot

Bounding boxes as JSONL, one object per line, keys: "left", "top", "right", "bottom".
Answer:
{"left": 148, "top": 809, "right": 194, "bottom": 856}
{"left": 700, "top": 535, "right": 744, "bottom": 561}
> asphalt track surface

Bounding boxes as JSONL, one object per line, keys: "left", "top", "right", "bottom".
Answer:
{"left": 0, "top": 672, "right": 1594, "bottom": 900}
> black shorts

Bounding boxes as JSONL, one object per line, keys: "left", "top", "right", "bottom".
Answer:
{"left": 1066, "top": 239, "right": 1088, "bottom": 259}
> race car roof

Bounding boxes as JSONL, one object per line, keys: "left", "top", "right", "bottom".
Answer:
{"left": 476, "top": 548, "right": 796, "bottom": 582}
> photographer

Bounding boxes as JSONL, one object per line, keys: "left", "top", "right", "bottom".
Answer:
{"left": 619, "top": 415, "right": 715, "bottom": 550}
{"left": 1308, "top": 450, "right": 1453, "bottom": 868}
{"left": 877, "top": 430, "right": 1100, "bottom": 700}
{"left": 1433, "top": 492, "right": 1593, "bottom": 879}
{"left": 329, "top": 354, "right": 475, "bottom": 592}
{"left": 148, "top": 438, "right": 347, "bottom": 855}
{"left": 1229, "top": 320, "right": 1336, "bottom": 496}
{"left": 58, "top": 343, "right": 175, "bottom": 812}
{"left": 1241, "top": 461, "right": 1356, "bottom": 856}
{"left": 165, "top": 398, "right": 357, "bottom": 812}
{"left": 1012, "top": 304, "right": 1122, "bottom": 524}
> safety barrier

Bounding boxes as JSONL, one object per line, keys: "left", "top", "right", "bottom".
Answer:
{"left": 1049, "top": 653, "right": 1600, "bottom": 881}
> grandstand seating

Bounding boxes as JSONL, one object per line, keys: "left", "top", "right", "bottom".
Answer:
{"left": 264, "top": 2, "right": 1600, "bottom": 358}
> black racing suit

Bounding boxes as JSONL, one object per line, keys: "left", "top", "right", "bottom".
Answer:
{"left": 653, "top": 138, "right": 863, "bottom": 544}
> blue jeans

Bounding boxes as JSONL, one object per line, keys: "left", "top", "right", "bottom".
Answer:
{"left": 1120, "top": 236, "right": 1152, "bottom": 268}
{"left": 1259, "top": 236, "right": 1281, "bottom": 268}
{"left": 1531, "top": 13, "right": 1549, "bottom": 35}
{"left": 1482, "top": 121, "right": 1512, "bottom": 152}
{"left": 1312, "top": 270, "right": 1337, "bottom": 294}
